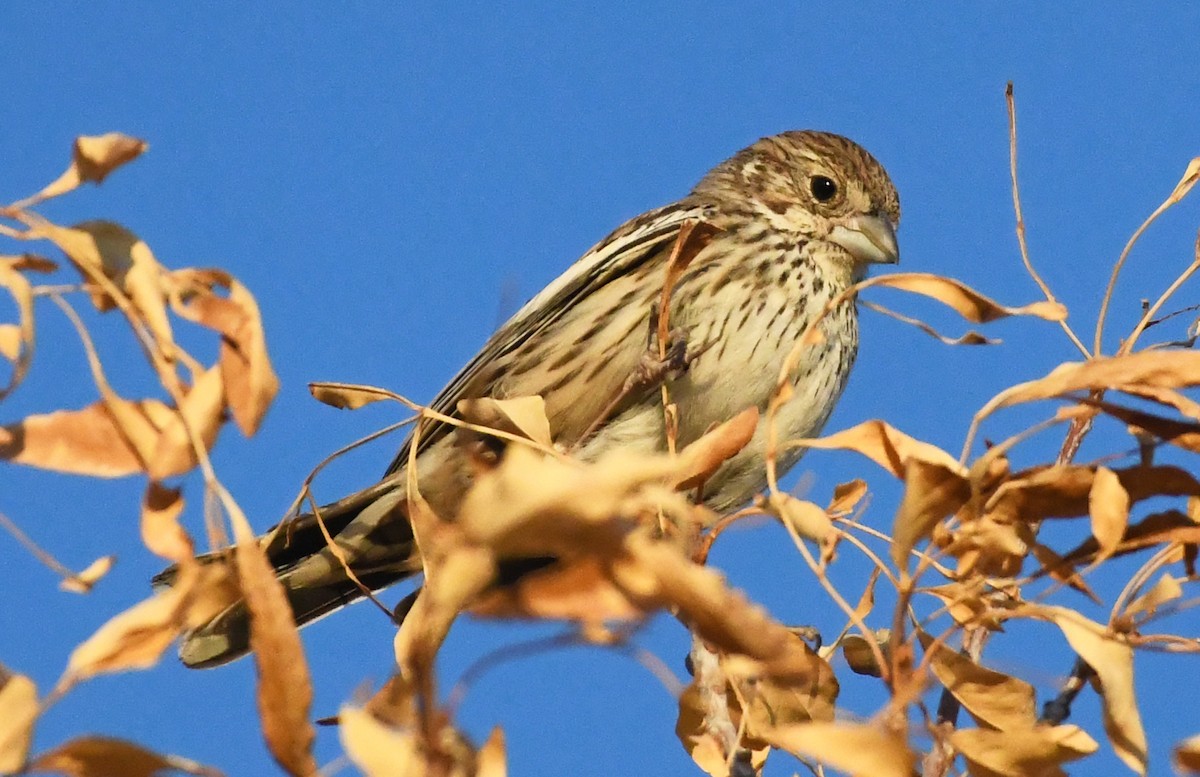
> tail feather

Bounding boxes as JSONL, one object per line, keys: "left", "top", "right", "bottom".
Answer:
{"left": 164, "top": 481, "right": 416, "bottom": 668}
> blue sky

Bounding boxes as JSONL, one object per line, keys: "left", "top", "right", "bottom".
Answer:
{"left": 3, "top": 4, "right": 1199, "bottom": 775}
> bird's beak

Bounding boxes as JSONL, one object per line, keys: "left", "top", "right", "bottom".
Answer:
{"left": 829, "top": 212, "right": 900, "bottom": 265}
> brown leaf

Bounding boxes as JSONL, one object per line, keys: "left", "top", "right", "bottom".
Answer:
{"left": 1176, "top": 733, "right": 1200, "bottom": 774}
{"left": 1089, "top": 467, "right": 1130, "bottom": 561}
{"left": 27, "top": 736, "right": 220, "bottom": 777}
{"left": 827, "top": 479, "right": 868, "bottom": 515}
{"left": 167, "top": 269, "right": 278, "bottom": 433}
{"left": 1028, "top": 544, "right": 1101, "bottom": 603}
{"left": 1042, "top": 607, "right": 1147, "bottom": 775}
{"left": 228, "top": 498, "right": 317, "bottom": 777}
{"left": 768, "top": 493, "right": 833, "bottom": 544}
{"left": 458, "top": 396, "right": 553, "bottom": 448}
{"left": 981, "top": 351, "right": 1200, "bottom": 420}
{"left": 338, "top": 706, "right": 420, "bottom": 777}
{"left": 64, "top": 582, "right": 196, "bottom": 682}
{"left": 0, "top": 666, "right": 38, "bottom": 774}
{"left": 840, "top": 631, "right": 889, "bottom": 677}
{"left": 59, "top": 556, "right": 116, "bottom": 594}
{"left": 1124, "top": 573, "right": 1183, "bottom": 620}
{"left": 870, "top": 272, "right": 1068, "bottom": 323}
{"left": 798, "top": 419, "right": 965, "bottom": 479}
{"left": 148, "top": 365, "right": 226, "bottom": 479}
{"left": 140, "top": 482, "right": 192, "bottom": 563}
{"left": 0, "top": 399, "right": 168, "bottom": 477}
{"left": 950, "top": 724, "right": 1097, "bottom": 777}
{"left": 25, "top": 133, "right": 148, "bottom": 204}
{"left": 217, "top": 280, "right": 278, "bottom": 435}
{"left": 673, "top": 406, "right": 758, "bottom": 490}
{"left": 893, "top": 457, "right": 971, "bottom": 568}
{"left": 986, "top": 464, "right": 1200, "bottom": 526}
{"left": 60, "top": 563, "right": 237, "bottom": 685}
{"left": 757, "top": 722, "right": 914, "bottom": 777}
{"left": 0, "top": 261, "right": 37, "bottom": 400}
{"left": 308, "top": 381, "right": 393, "bottom": 410}
{"left": 920, "top": 631, "right": 1037, "bottom": 731}
{"left": 922, "top": 582, "right": 1005, "bottom": 631}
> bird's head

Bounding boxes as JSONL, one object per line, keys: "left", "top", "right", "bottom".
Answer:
{"left": 694, "top": 129, "right": 900, "bottom": 267}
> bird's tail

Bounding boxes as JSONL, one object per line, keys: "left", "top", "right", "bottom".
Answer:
{"left": 153, "top": 480, "right": 416, "bottom": 669}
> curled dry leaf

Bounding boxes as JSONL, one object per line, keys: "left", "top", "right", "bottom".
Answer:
{"left": 673, "top": 406, "right": 758, "bottom": 490}
{"left": 1176, "top": 733, "right": 1200, "bottom": 775}
{"left": 861, "top": 299, "right": 999, "bottom": 346}
{"left": 148, "top": 364, "right": 226, "bottom": 480}
{"left": 921, "top": 582, "right": 1005, "bottom": 631}
{"left": 140, "top": 482, "right": 192, "bottom": 563}
{"left": 1038, "top": 607, "right": 1147, "bottom": 775}
{"left": 796, "top": 419, "right": 965, "bottom": 479}
{"left": 1089, "top": 467, "right": 1130, "bottom": 561}
{"left": 978, "top": 350, "right": 1200, "bottom": 421}
{"left": 919, "top": 631, "right": 1036, "bottom": 731}
{"left": 869, "top": 272, "right": 1068, "bottom": 323}
{"left": 59, "top": 555, "right": 116, "bottom": 594}
{"left": 893, "top": 456, "right": 971, "bottom": 568}
{"left": 755, "top": 721, "right": 914, "bottom": 777}
{"left": 37, "top": 222, "right": 176, "bottom": 364}
{"left": 827, "top": 478, "right": 868, "bottom": 515}
{"left": 227, "top": 497, "right": 317, "bottom": 777}
{"left": 216, "top": 279, "right": 278, "bottom": 435}
{"left": 0, "top": 255, "right": 55, "bottom": 400}
{"left": 308, "top": 381, "right": 394, "bottom": 410}
{"left": 985, "top": 464, "right": 1200, "bottom": 529}
{"left": 26, "top": 736, "right": 221, "bottom": 777}
{"left": 168, "top": 269, "right": 279, "bottom": 434}
{"left": 0, "top": 398, "right": 168, "bottom": 477}
{"left": 24, "top": 133, "right": 148, "bottom": 204}
{"left": 950, "top": 724, "right": 1098, "bottom": 777}
{"left": 767, "top": 493, "right": 833, "bottom": 544}
{"left": 339, "top": 705, "right": 502, "bottom": 777}
{"left": 0, "top": 665, "right": 37, "bottom": 774}
{"left": 840, "top": 631, "right": 890, "bottom": 677}
{"left": 458, "top": 396, "right": 553, "bottom": 448}
{"left": 1123, "top": 573, "right": 1183, "bottom": 620}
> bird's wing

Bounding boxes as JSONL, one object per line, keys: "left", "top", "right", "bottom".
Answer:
{"left": 384, "top": 200, "right": 712, "bottom": 475}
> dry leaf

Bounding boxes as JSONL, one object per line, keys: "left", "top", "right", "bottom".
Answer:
{"left": 26, "top": 736, "right": 220, "bottom": 777}
{"left": 980, "top": 351, "right": 1200, "bottom": 420}
{"left": 797, "top": 419, "right": 966, "bottom": 479}
{"left": 1176, "top": 733, "right": 1200, "bottom": 774}
{"left": 140, "top": 482, "right": 192, "bottom": 563}
{"left": 0, "top": 398, "right": 172, "bottom": 477}
{"left": 309, "top": 382, "right": 393, "bottom": 410}
{"left": 25, "top": 133, "right": 148, "bottom": 204}
{"left": 756, "top": 721, "right": 914, "bottom": 777}
{"left": 60, "top": 556, "right": 116, "bottom": 594}
{"left": 1123, "top": 573, "right": 1183, "bottom": 620}
{"left": 950, "top": 724, "right": 1098, "bottom": 777}
{"left": 0, "top": 666, "right": 38, "bottom": 774}
{"left": 228, "top": 498, "right": 317, "bottom": 777}
{"left": 339, "top": 706, "right": 420, "bottom": 777}
{"left": 893, "top": 456, "right": 971, "bottom": 568}
{"left": 920, "top": 631, "right": 1036, "bottom": 731}
{"left": 1090, "top": 467, "right": 1131, "bottom": 561}
{"left": 458, "top": 396, "right": 553, "bottom": 448}
{"left": 768, "top": 493, "right": 833, "bottom": 544}
{"left": 871, "top": 272, "right": 1067, "bottom": 322}
{"left": 827, "top": 479, "right": 868, "bottom": 515}
{"left": 673, "top": 406, "right": 759, "bottom": 490}
{"left": 148, "top": 364, "right": 226, "bottom": 479}
{"left": 1041, "top": 607, "right": 1147, "bottom": 775}
{"left": 217, "top": 279, "right": 278, "bottom": 435}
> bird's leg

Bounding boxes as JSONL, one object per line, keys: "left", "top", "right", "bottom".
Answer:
{"left": 573, "top": 310, "right": 708, "bottom": 450}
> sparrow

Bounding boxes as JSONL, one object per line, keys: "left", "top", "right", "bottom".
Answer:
{"left": 168, "top": 129, "right": 900, "bottom": 667}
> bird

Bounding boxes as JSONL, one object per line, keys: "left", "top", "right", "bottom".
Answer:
{"left": 168, "top": 129, "right": 901, "bottom": 668}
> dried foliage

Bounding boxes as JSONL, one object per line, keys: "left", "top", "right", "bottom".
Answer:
{"left": 5, "top": 87, "right": 1200, "bottom": 777}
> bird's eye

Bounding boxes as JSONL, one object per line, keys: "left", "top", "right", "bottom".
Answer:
{"left": 810, "top": 175, "right": 838, "bottom": 202}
